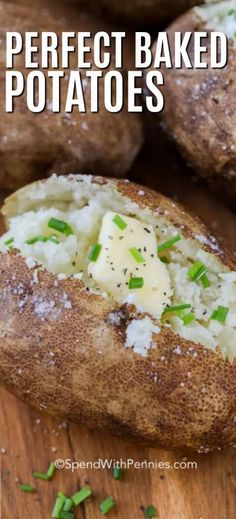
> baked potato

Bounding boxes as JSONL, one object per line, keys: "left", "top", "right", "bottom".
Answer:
{"left": 79, "top": 0, "right": 204, "bottom": 24}
{"left": 0, "top": 1, "right": 143, "bottom": 190}
{"left": 159, "top": 0, "right": 236, "bottom": 206}
{"left": 0, "top": 174, "right": 235, "bottom": 452}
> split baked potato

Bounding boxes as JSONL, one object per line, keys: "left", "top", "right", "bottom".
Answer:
{"left": 0, "top": 174, "right": 235, "bottom": 451}
{"left": 0, "top": 1, "right": 143, "bottom": 190}
{"left": 79, "top": 0, "right": 204, "bottom": 24}
{"left": 160, "top": 0, "right": 236, "bottom": 206}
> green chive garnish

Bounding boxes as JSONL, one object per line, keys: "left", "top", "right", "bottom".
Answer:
{"left": 164, "top": 304, "right": 191, "bottom": 314}
{"left": 48, "top": 217, "right": 73, "bottom": 236}
{"left": 52, "top": 493, "right": 66, "bottom": 518}
{"left": 26, "top": 235, "right": 48, "bottom": 245}
{"left": 188, "top": 261, "right": 208, "bottom": 282}
{"left": 144, "top": 505, "right": 158, "bottom": 518}
{"left": 157, "top": 234, "right": 181, "bottom": 254}
{"left": 129, "top": 247, "right": 145, "bottom": 263}
{"left": 32, "top": 472, "right": 49, "bottom": 480}
{"left": 60, "top": 512, "right": 75, "bottom": 519}
{"left": 99, "top": 497, "right": 116, "bottom": 515}
{"left": 71, "top": 486, "right": 92, "bottom": 506}
{"left": 183, "top": 312, "right": 195, "bottom": 325}
{"left": 88, "top": 243, "right": 102, "bottom": 262}
{"left": 63, "top": 498, "right": 74, "bottom": 512}
{"left": 128, "top": 277, "right": 144, "bottom": 289}
{"left": 19, "top": 484, "right": 37, "bottom": 493}
{"left": 201, "top": 274, "right": 211, "bottom": 288}
{"left": 113, "top": 466, "right": 123, "bottom": 480}
{"left": 211, "top": 305, "right": 229, "bottom": 323}
{"left": 113, "top": 214, "right": 127, "bottom": 230}
{"left": 4, "top": 237, "right": 14, "bottom": 248}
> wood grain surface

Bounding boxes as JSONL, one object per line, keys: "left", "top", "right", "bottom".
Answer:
{"left": 1, "top": 129, "right": 236, "bottom": 518}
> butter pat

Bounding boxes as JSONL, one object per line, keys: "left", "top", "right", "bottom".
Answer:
{"left": 88, "top": 211, "right": 172, "bottom": 318}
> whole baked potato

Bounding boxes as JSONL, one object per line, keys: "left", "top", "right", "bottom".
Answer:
{"left": 79, "top": 0, "right": 204, "bottom": 24}
{"left": 0, "top": 1, "right": 143, "bottom": 190}
{"left": 159, "top": 0, "right": 236, "bottom": 206}
{"left": 0, "top": 174, "right": 235, "bottom": 452}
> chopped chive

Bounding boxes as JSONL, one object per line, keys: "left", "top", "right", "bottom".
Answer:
{"left": 47, "top": 462, "right": 56, "bottom": 479}
{"left": 99, "top": 497, "right": 116, "bottom": 515}
{"left": 33, "top": 472, "right": 49, "bottom": 480}
{"left": 60, "top": 512, "right": 75, "bottom": 519}
{"left": 128, "top": 277, "right": 144, "bottom": 289}
{"left": 183, "top": 312, "right": 195, "bottom": 325}
{"left": 63, "top": 498, "right": 74, "bottom": 512}
{"left": 48, "top": 217, "right": 73, "bottom": 236}
{"left": 71, "top": 486, "right": 92, "bottom": 506}
{"left": 4, "top": 237, "right": 14, "bottom": 247}
{"left": 160, "top": 256, "right": 169, "bottom": 264}
{"left": 157, "top": 234, "right": 181, "bottom": 254}
{"left": 26, "top": 235, "right": 48, "bottom": 245}
{"left": 19, "top": 484, "right": 37, "bottom": 493}
{"left": 211, "top": 305, "right": 229, "bottom": 323}
{"left": 144, "top": 505, "right": 158, "bottom": 518}
{"left": 48, "top": 234, "right": 60, "bottom": 244}
{"left": 164, "top": 304, "right": 192, "bottom": 314}
{"left": 113, "top": 466, "right": 123, "bottom": 480}
{"left": 201, "top": 274, "right": 211, "bottom": 288}
{"left": 52, "top": 493, "right": 66, "bottom": 518}
{"left": 129, "top": 247, "right": 145, "bottom": 263}
{"left": 88, "top": 243, "right": 102, "bottom": 262}
{"left": 112, "top": 214, "right": 127, "bottom": 230}
{"left": 188, "top": 261, "right": 208, "bottom": 282}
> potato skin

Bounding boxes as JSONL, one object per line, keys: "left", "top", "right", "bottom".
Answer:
{"left": 0, "top": 176, "right": 235, "bottom": 452}
{"left": 0, "top": 2, "right": 143, "bottom": 190}
{"left": 159, "top": 10, "right": 236, "bottom": 206}
{"left": 79, "top": 0, "right": 204, "bottom": 24}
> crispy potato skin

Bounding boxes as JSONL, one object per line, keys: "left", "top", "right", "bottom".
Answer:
{"left": 0, "top": 2, "right": 143, "bottom": 189}
{"left": 78, "top": 0, "right": 203, "bottom": 24}
{"left": 159, "top": 10, "right": 236, "bottom": 206}
{"left": 0, "top": 176, "right": 235, "bottom": 451}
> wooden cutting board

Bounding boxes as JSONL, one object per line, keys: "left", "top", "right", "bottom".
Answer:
{"left": 1, "top": 134, "right": 236, "bottom": 518}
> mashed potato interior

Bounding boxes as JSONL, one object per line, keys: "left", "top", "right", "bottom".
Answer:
{"left": 0, "top": 175, "right": 235, "bottom": 358}
{"left": 195, "top": 1, "right": 236, "bottom": 45}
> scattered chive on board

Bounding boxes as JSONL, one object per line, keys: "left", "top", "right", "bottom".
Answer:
{"left": 52, "top": 493, "right": 66, "bottom": 518}
{"left": 48, "top": 217, "right": 73, "bottom": 236}
{"left": 113, "top": 466, "right": 123, "bottom": 480}
{"left": 88, "top": 243, "right": 102, "bottom": 262}
{"left": 211, "top": 305, "right": 229, "bottom": 323}
{"left": 63, "top": 498, "right": 74, "bottom": 512}
{"left": 157, "top": 234, "right": 181, "bottom": 254}
{"left": 128, "top": 277, "right": 144, "bottom": 289}
{"left": 19, "top": 484, "right": 37, "bottom": 493}
{"left": 99, "top": 496, "right": 116, "bottom": 515}
{"left": 71, "top": 486, "right": 92, "bottom": 506}
{"left": 144, "top": 504, "right": 158, "bottom": 518}
{"left": 60, "top": 512, "right": 75, "bottom": 519}
{"left": 129, "top": 247, "right": 145, "bottom": 263}
{"left": 33, "top": 472, "right": 49, "bottom": 481}
{"left": 112, "top": 214, "right": 127, "bottom": 230}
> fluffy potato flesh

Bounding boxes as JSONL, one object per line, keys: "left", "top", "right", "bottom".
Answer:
{"left": 195, "top": 1, "right": 236, "bottom": 44}
{"left": 1, "top": 174, "right": 236, "bottom": 359}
